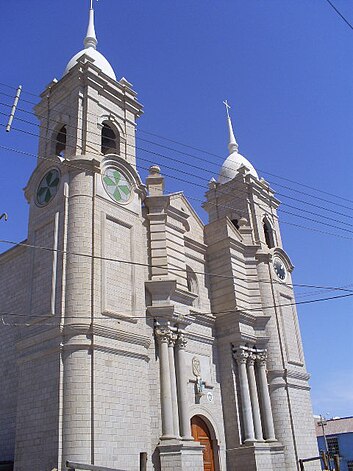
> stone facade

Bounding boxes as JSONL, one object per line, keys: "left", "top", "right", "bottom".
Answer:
{"left": 0, "top": 10, "right": 319, "bottom": 471}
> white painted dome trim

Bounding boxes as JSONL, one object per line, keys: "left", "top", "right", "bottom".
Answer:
{"left": 63, "top": 4, "right": 116, "bottom": 81}
{"left": 64, "top": 47, "right": 116, "bottom": 80}
{"left": 218, "top": 151, "right": 259, "bottom": 184}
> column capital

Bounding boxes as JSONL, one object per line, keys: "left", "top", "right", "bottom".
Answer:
{"left": 176, "top": 333, "right": 188, "bottom": 349}
{"left": 256, "top": 351, "right": 268, "bottom": 367}
{"left": 234, "top": 348, "right": 249, "bottom": 365}
{"left": 247, "top": 353, "right": 257, "bottom": 367}
{"left": 168, "top": 332, "right": 178, "bottom": 347}
{"left": 155, "top": 326, "right": 173, "bottom": 344}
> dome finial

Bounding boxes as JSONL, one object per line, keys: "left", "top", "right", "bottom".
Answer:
{"left": 84, "top": 0, "right": 98, "bottom": 50}
{"left": 223, "top": 100, "right": 239, "bottom": 153}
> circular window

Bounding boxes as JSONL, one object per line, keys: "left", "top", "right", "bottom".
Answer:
{"left": 102, "top": 167, "right": 132, "bottom": 204}
{"left": 36, "top": 169, "right": 60, "bottom": 206}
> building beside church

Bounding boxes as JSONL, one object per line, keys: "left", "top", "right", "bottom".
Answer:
{"left": 315, "top": 416, "right": 353, "bottom": 471}
{"left": 0, "top": 5, "right": 320, "bottom": 471}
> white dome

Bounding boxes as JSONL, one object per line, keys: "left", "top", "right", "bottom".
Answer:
{"left": 218, "top": 150, "right": 258, "bottom": 184}
{"left": 64, "top": 46, "right": 116, "bottom": 80}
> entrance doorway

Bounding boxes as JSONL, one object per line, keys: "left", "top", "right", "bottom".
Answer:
{"left": 191, "top": 416, "right": 215, "bottom": 471}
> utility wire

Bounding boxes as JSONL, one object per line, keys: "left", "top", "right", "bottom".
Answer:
{"left": 324, "top": 0, "right": 353, "bottom": 31}
{"left": 0, "top": 238, "right": 352, "bottom": 294}
{"left": 1, "top": 84, "right": 352, "bottom": 207}
{"left": 1, "top": 109, "right": 353, "bottom": 231}
{"left": 2, "top": 101, "right": 353, "bottom": 218}
{"left": 1, "top": 292, "right": 353, "bottom": 327}
{"left": 2, "top": 121, "right": 353, "bottom": 237}
{"left": 1, "top": 139, "right": 353, "bottom": 242}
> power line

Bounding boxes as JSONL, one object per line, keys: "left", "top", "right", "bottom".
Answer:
{"left": 1, "top": 111, "right": 353, "bottom": 234}
{"left": 1, "top": 291, "right": 352, "bottom": 327}
{"left": 1, "top": 82, "right": 353, "bottom": 207}
{"left": 1, "top": 138, "right": 353, "bottom": 242}
{"left": 324, "top": 0, "right": 353, "bottom": 31}
{"left": 0, "top": 237, "right": 352, "bottom": 294}
{"left": 3, "top": 101, "right": 353, "bottom": 218}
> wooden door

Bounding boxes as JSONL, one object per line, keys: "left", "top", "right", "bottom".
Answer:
{"left": 191, "top": 416, "right": 215, "bottom": 471}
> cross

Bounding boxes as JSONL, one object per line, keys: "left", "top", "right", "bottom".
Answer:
{"left": 223, "top": 100, "right": 231, "bottom": 119}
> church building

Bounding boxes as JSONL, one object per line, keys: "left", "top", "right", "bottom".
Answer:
{"left": 0, "top": 5, "right": 320, "bottom": 471}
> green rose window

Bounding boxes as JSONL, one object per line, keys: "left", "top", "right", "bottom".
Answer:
{"left": 36, "top": 169, "right": 60, "bottom": 206}
{"left": 103, "top": 168, "right": 132, "bottom": 204}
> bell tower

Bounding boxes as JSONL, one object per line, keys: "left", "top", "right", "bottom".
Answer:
{"left": 203, "top": 104, "right": 320, "bottom": 470}
{"left": 15, "top": 5, "right": 151, "bottom": 470}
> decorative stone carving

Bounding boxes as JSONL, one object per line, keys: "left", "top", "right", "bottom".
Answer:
{"left": 176, "top": 333, "right": 187, "bottom": 349}
{"left": 247, "top": 353, "right": 257, "bottom": 367}
{"left": 155, "top": 326, "right": 172, "bottom": 344}
{"left": 168, "top": 332, "right": 178, "bottom": 347}
{"left": 234, "top": 348, "right": 249, "bottom": 365}
{"left": 257, "top": 352, "right": 268, "bottom": 368}
{"left": 192, "top": 356, "right": 201, "bottom": 377}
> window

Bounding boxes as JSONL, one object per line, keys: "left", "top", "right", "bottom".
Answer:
{"left": 101, "top": 122, "right": 119, "bottom": 155}
{"left": 263, "top": 218, "right": 275, "bottom": 249}
{"left": 347, "top": 461, "right": 353, "bottom": 471}
{"left": 55, "top": 125, "right": 66, "bottom": 157}
{"left": 231, "top": 219, "right": 239, "bottom": 230}
{"left": 327, "top": 437, "right": 340, "bottom": 456}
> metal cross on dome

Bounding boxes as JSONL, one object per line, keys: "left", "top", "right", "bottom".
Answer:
{"left": 223, "top": 100, "right": 231, "bottom": 119}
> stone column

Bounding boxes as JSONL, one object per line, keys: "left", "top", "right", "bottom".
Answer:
{"left": 235, "top": 349, "right": 255, "bottom": 442}
{"left": 247, "top": 353, "right": 264, "bottom": 441}
{"left": 175, "top": 333, "right": 193, "bottom": 440}
{"left": 168, "top": 333, "right": 180, "bottom": 437}
{"left": 156, "top": 326, "right": 175, "bottom": 440}
{"left": 257, "top": 352, "right": 276, "bottom": 441}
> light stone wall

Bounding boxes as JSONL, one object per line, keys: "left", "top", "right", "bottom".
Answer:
{"left": 93, "top": 349, "right": 151, "bottom": 470}
{"left": 0, "top": 246, "right": 29, "bottom": 462}
{"left": 14, "top": 348, "right": 60, "bottom": 471}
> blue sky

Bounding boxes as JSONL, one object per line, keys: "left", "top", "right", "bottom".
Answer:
{"left": 1, "top": 0, "right": 353, "bottom": 417}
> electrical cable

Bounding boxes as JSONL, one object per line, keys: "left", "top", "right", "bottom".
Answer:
{"left": 1, "top": 108, "right": 353, "bottom": 233}
{"left": 1, "top": 139, "right": 353, "bottom": 242}
{"left": 1, "top": 291, "right": 352, "bottom": 327}
{"left": 2, "top": 121, "right": 353, "bottom": 237}
{"left": 1, "top": 83, "right": 353, "bottom": 207}
{"left": 0, "top": 238, "right": 352, "bottom": 294}
{"left": 324, "top": 0, "right": 353, "bottom": 31}
{"left": 2, "top": 102, "right": 353, "bottom": 219}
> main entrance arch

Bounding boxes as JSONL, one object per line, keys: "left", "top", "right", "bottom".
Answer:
{"left": 191, "top": 415, "right": 216, "bottom": 471}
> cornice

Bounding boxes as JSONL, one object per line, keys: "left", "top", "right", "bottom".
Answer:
{"left": 189, "top": 310, "right": 216, "bottom": 327}
{"left": 184, "top": 237, "right": 207, "bottom": 255}
{"left": 172, "top": 287, "right": 198, "bottom": 306}
{"left": 286, "top": 368, "right": 310, "bottom": 382}
{"left": 93, "top": 343, "right": 150, "bottom": 362}
{"left": 92, "top": 324, "right": 150, "bottom": 349}
{"left": 186, "top": 331, "right": 214, "bottom": 345}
